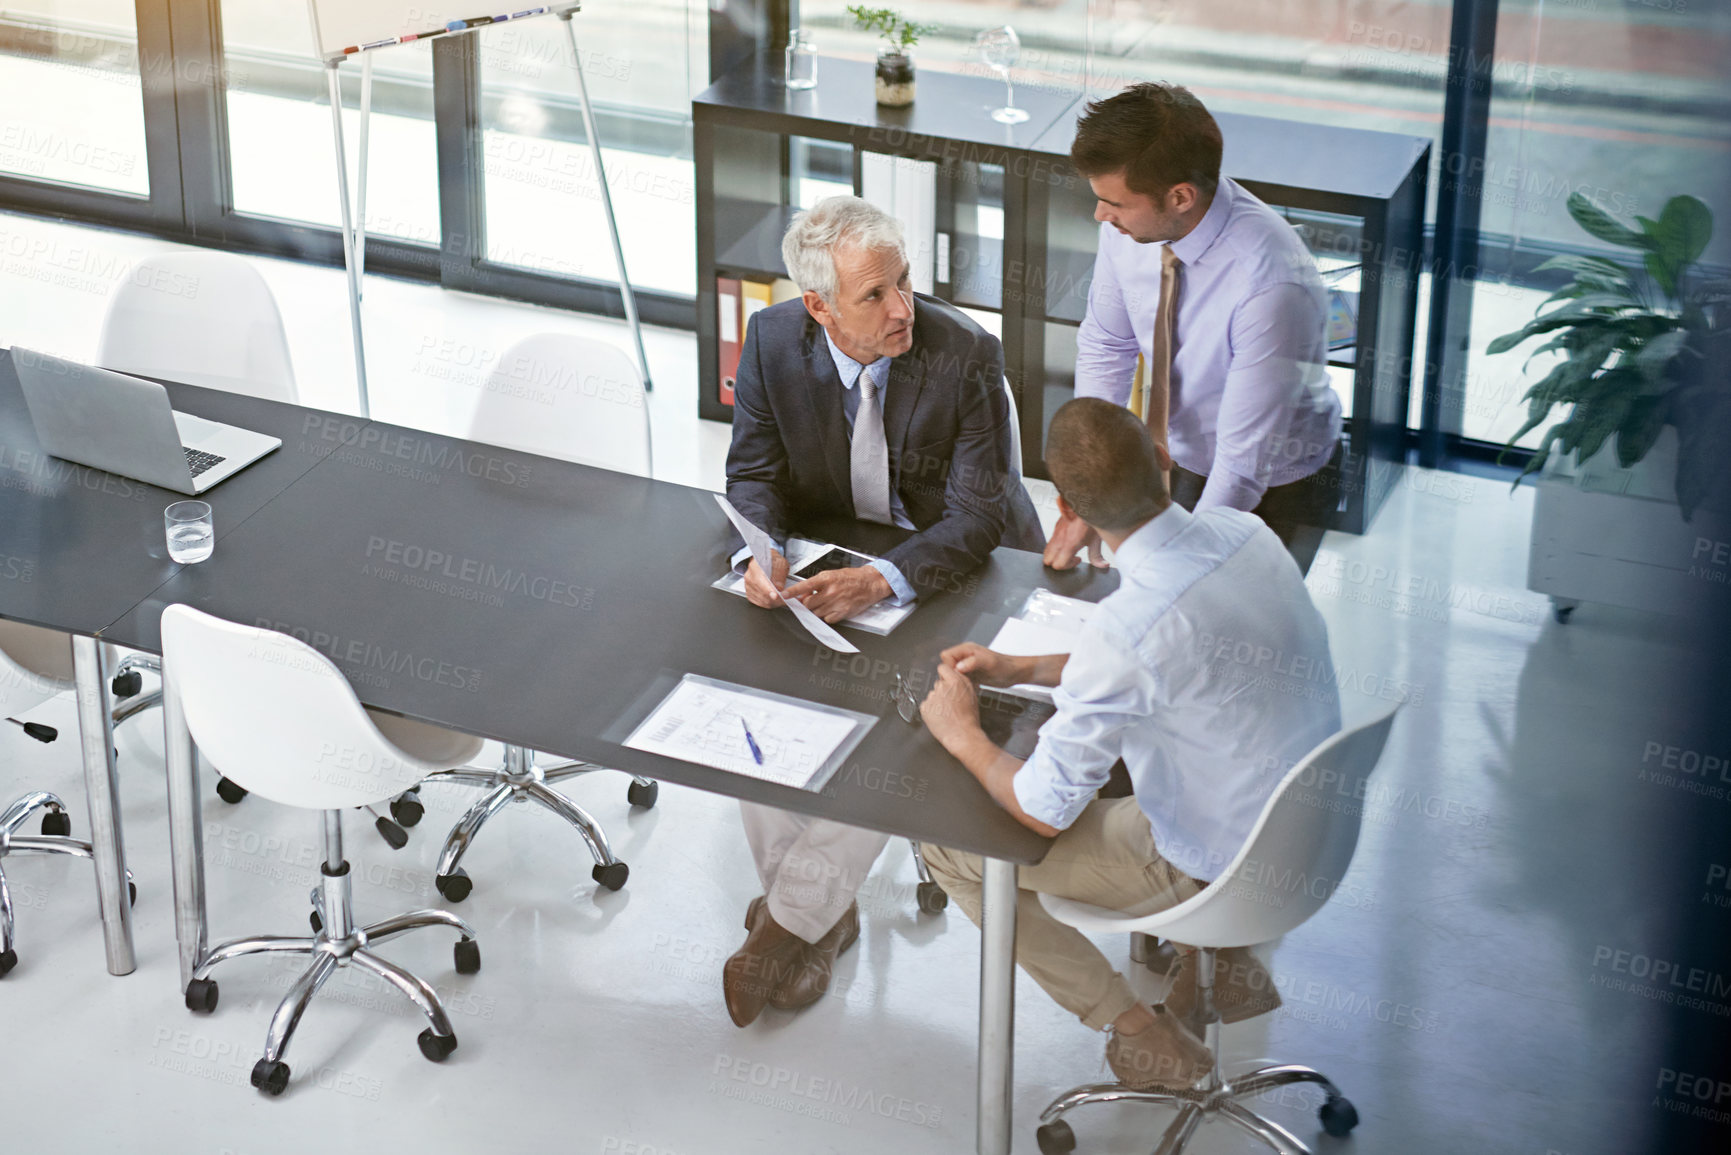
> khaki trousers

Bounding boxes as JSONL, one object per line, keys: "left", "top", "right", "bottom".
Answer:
{"left": 740, "top": 801, "right": 891, "bottom": 945}
{"left": 922, "top": 796, "right": 1202, "bottom": 1031}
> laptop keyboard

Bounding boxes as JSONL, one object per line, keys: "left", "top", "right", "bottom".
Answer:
{"left": 183, "top": 447, "right": 227, "bottom": 478}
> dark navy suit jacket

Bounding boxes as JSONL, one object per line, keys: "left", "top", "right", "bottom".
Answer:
{"left": 725, "top": 293, "right": 1045, "bottom": 598}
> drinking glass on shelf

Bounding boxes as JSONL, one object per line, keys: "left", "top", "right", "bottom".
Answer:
{"left": 975, "top": 26, "right": 1029, "bottom": 125}
{"left": 785, "top": 29, "right": 818, "bottom": 90}
{"left": 165, "top": 501, "right": 214, "bottom": 564}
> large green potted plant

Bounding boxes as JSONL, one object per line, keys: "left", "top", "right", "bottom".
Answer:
{"left": 1489, "top": 191, "right": 1729, "bottom": 620}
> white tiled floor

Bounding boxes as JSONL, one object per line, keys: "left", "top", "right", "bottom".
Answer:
{"left": 0, "top": 209, "right": 1719, "bottom": 1154}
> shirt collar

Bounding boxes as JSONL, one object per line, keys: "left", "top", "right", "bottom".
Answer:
{"left": 823, "top": 329, "right": 891, "bottom": 391}
{"left": 1168, "top": 177, "right": 1234, "bottom": 268}
{"left": 1110, "top": 502, "right": 1193, "bottom": 573}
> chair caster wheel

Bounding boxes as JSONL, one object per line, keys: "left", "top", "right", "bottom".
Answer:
{"left": 40, "top": 810, "right": 71, "bottom": 837}
{"left": 390, "top": 792, "right": 424, "bottom": 828}
{"left": 185, "top": 978, "right": 219, "bottom": 1013}
{"left": 418, "top": 1029, "right": 458, "bottom": 1063}
{"left": 592, "top": 861, "right": 629, "bottom": 891}
{"left": 454, "top": 937, "right": 481, "bottom": 975}
{"left": 251, "top": 1058, "right": 290, "bottom": 1095}
{"left": 0, "top": 949, "right": 17, "bottom": 978}
{"left": 1320, "top": 1094, "right": 1359, "bottom": 1136}
{"left": 435, "top": 869, "right": 472, "bottom": 903}
{"left": 627, "top": 779, "right": 659, "bottom": 809}
{"left": 375, "top": 816, "right": 409, "bottom": 850}
{"left": 215, "top": 777, "right": 247, "bottom": 804}
{"left": 310, "top": 910, "right": 323, "bottom": 935}
{"left": 1036, "top": 1119, "right": 1076, "bottom": 1154}
{"left": 916, "top": 881, "right": 949, "bottom": 914}
{"left": 111, "top": 670, "right": 143, "bottom": 698}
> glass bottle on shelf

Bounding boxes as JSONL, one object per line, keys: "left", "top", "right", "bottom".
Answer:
{"left": 785, "top": 30, "right": 818, "bottom": 90}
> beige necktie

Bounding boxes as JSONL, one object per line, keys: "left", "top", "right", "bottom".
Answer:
{"left": 1140, "top": 244, "right": 1181, "bottom": 449}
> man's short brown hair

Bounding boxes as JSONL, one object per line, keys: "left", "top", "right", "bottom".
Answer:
{"left": 1044, "top": 398, "right": 1169, "bottom": 533}
{"left": 1070, "top": 83, "right": 1222, "bottom": 199}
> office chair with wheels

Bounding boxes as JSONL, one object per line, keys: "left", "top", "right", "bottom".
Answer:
{"left": 164, "top": 605, "right": 488, "bottom": 1097}
{"left": 412, "top": 333, "right": 660, "bottom": 903}
{"left": 0, "top": 624, "right": 136, "bottom": 976}
{"left": 1033, "top": 706, "right": 1400, "bottom": 1155}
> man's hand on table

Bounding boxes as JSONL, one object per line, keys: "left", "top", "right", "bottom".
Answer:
{"left": 921, "top": 661, "right": 985, "bottom": 750}
{"left": 1043, "top": 508, "right": 1108, "bottom": 571}
{"left": 783, "top": 565, "right": 891, "bottom": 623}
{"left": 939, "top": 642, "right": 1029, "bottom": 688}
{"left": 743, "top": 550, "right": 790, "bottom": 608}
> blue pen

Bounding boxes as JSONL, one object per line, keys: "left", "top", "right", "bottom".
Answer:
{"left": 739, "top": 717, "right": 764, "bottom": 765}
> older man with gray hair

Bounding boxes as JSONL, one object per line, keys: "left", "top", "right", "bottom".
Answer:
{"left": 721, "top": 195, "right": 1042, "bottom": 1027}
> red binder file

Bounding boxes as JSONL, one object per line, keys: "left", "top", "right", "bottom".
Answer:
{"left": 717, "top": 276, "right": 742, "bottom": 406}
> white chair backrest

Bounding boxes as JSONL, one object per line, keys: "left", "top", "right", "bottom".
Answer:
{"left": 1044, "top": 706, "right": 1399, "bottom": 949}
{"left": 1003, "top": 375, "right": 1022, "bottom": 471}
{"left": 469, "top": 333, "right": 651, "bottom": 477}
{"left": 0, "top": 620, "right": 74, "bottom": 717}
{"left": 161, "top": 606, "right": 443, "bottom": 810}
{"left": 96, "top": 252, "right": 298, "bottom": 403}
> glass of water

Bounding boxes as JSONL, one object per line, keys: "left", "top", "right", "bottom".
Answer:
{"left": 785, "top": 29, "right": 818, "bottom": 90}
{"left": 165, "top": 501, "right": 214, "bottom": 564}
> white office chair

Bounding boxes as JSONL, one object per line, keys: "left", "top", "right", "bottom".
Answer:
{"left": 408, "top": 333, "right": 658, "bottom": 903}
{"left": 0, "top": 621, "right": 136, "bottom": 976}
{"left": 91, "top": 249, "right": 308, "bottom": 814}
{"left": 164, "top": 606, "right": 486, "bottom": 1097}
{"left": 95, "top": 250, "right": 299, "bottom": 402}
{"left": 1033, "top": 706, "right": 1400, "bottom": 1155}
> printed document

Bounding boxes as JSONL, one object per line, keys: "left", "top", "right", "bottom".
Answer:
{"left": 624, "top": 675, "right": 866, "bottom": 790}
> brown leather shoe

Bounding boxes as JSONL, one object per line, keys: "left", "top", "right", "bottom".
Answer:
{"left": 769, "top": 902, "right": 860, "bottom": 1012}
{"left": 1161, "top": 946, "right": 1282, "bottom": 1030}
{"left": 723, "top": 898, "right": 809, "bottom": 1027}
{"left": 1105, "top": 1004, "right": 1213, "bottom": 1091}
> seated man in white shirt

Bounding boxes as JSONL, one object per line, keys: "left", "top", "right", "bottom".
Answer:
{"left": 919, "top": 397, "right": 1341, "bottom": 1089}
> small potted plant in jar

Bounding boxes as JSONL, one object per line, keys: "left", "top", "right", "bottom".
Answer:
{"left": 847, "top": 6, "right": 937, "bottom": 107}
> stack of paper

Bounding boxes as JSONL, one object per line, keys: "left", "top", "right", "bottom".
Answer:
{"left": 987, "top": 590, "right": 1099, "bottom": 702}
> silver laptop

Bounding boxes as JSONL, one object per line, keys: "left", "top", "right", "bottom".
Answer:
{"left": 13, "top": 348, "right": 281, "bottom": 495}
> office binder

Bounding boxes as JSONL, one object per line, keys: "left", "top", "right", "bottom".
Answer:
{"left": 717, "top": 275, "right": 742, "bottom": 406}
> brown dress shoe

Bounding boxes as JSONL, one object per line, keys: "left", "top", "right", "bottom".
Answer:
{"left": 723, "top": 898, "right": 809, "bottom": 1027}
{"left": 769, "top": 902, "right": 860, "bottom": 1012}
{"left": 1105, "top": 1004, "right": 1213, "bottom": 1091}
{"left": 1161, "top": 947, "right": 1282, "bottom": 1031}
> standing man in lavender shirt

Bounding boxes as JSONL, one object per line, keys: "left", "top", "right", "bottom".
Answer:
{"left": 1046, "top": 83, "right": 1343, "bottom": 576}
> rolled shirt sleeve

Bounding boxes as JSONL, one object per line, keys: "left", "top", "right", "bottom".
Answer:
{"left": 1199, "top": 281, "right": 1327, "bottom": 513}
{"left": 1012, "top": 623, "right": 1152, "bottom": 831}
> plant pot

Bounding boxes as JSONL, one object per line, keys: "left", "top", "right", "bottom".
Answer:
{"left": 875, "top": 49, "right": 915, "bottom": 106}
{"left": 1527, "top": 427, "right": 1729, "bottom": 619}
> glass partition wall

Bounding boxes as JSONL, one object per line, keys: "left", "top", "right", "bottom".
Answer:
{"left": 0, "top": 1, "right": 1724, "bottom": 464}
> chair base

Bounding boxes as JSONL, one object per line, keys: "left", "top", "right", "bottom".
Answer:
{"left": 1037, "top": 1064, "right": 1357, "bottom": 1155}
{"left": 1037, "top": 946, "right": 1359, "bottom": 1154}
{"left": 186, "top": 811, "right": 479, "bottom": 1096}
{"left": 419, "top": 747, "right": 650, "bottom": 899}
{"left": 0, "top": 792, "right": 135, "bottom": 973}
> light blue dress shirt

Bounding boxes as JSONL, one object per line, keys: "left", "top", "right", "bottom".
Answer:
{"left": 728, "top": 333, "right": 917, "bottom": 607}
{"left": 1012, "top": 503, "right": 1341, "bottom": 881}
{"left": 1074, "top": 177, "right": 1342, "bottom": 512}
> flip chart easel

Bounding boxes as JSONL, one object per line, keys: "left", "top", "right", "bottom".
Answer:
{"left": 304, "top": 3, "right": 653, "bottom": 419}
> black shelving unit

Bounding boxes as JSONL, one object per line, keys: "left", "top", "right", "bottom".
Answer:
{"left": 693, "top": 58, "right": 1429, "bottom": 534}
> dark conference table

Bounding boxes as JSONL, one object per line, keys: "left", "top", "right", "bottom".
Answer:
{"left": 0, "top": 347, "right": 1117, "bottom": 1154}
